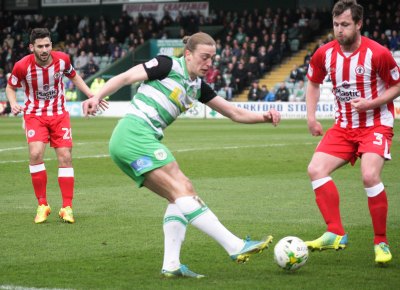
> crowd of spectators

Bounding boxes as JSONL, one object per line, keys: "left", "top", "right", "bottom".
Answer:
{"left": 255, "top": 0, "right": 400, "bottom": 103}
{"left": 1, "top": 1, "right": 400, "bottom": 102}
{"left": 204, "top": 7, "right": 330, "bottom": 99}
{"left": 2, "top": 1, "right": 399, "bottom": 102}
{"left": 0, "top": 6, "right": 330, "bottom": 98}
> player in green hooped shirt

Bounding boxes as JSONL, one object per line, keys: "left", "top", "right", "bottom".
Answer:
{"left": 82, "top": 32, "right": 281, "bottom": 278}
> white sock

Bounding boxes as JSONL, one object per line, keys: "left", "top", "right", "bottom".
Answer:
{"left": 162, "top": 203, "right": 187, "bottom": 271}
{"left": 175, "top": 196, "right": 244, "bottom": 255}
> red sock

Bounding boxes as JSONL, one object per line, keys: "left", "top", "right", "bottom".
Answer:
{"left": 368, "top": 190, "right": 388, "bottom": 244}
{"left": 314, "top": 180, "right": 345, "bottom": 235}
{"left": 29, "top": 163, "right": 47, "bottom": 205}
{"left": 58, "top": 167, "right": 74, "bottom": 208}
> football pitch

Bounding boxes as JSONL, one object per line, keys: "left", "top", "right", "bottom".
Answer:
{"left": 0, "top": 117, "right": 399, "bottom": 290}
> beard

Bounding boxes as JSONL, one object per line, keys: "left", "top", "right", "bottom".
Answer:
{"left": 34, "top": 51, "right": 51, "bottom": 63}
{"left": 336, "top": 33, "right": 357, "bottom": 47}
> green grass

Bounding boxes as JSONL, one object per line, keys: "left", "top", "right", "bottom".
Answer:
{"left": 0, "top": 117, "right": 399, "bottom": 290}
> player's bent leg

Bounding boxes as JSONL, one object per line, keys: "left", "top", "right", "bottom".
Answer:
{"left": 161, "top": 264, "right": 205, "bottom": 279}
{"left": 35, "top": 204, "right": 51, "bottom": 224}
{"left": 230, "top": 235, "right": 273, "bottom": 264}
{"left": 305, "top": 232, "right": 348, "bottom": 251}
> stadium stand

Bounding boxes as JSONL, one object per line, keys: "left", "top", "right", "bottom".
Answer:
{"left": 0, "top": 0, "right": 399, "bottom": 103}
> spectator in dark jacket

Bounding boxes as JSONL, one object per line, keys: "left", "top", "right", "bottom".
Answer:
{"left": 247, "top": 80, "right": 263, "bottom": 101}
{"left": 275, "top": 83, "right": 290, "bottom": 102}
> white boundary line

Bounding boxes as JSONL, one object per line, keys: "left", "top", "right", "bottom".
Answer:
{"left": 0, "top": 286, "right": 73, "bottom": 290}
{"left": 0, "top": 146, "right": 26, "bottom": 152}
{"left": 0, "top": 142, "right": 108, "bottom": 153}
{"left": 0, "top": 143, "right": 313, "bottom": 165}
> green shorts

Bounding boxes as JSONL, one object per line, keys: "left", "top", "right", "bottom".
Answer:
{"left": 109, "top": 114, "right": 175, "bottom": 187}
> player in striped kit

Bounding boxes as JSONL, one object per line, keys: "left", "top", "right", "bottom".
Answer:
{"left": 82, "top": 32, "right": 281, "bottom": 278}
{"left": 305, "top": 0, "right": 400, "bottom": 264}
{"left": 6, "top": 28, "right": 101, "bottom": 224}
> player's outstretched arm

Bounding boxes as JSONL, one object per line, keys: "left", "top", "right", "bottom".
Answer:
{"left": 71, "top": 74, "right": 108, "bottom": 111}
{"left": 206, "top": 95, "right": 281, "bottom": 126}
{"left": 94, "top": 64, "right": 149, "bottom": 101}
{"left": 82, "top": 97, "right": 100, "bottom": 116}
{"left": 82, "top": 64, "right": 149, "bottom": 117}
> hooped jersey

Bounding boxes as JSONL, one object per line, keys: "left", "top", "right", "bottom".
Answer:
{"left": 129, "top": 55, "right": 217, "bottom": 137}
{"left": 307, "top": 36, "right": 400, "bottom": 128}
{"left": 8, "top": 51, "right": 76, "bottom": 116}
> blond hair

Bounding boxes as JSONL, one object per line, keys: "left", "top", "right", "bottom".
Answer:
{"left": 182, "top": 32, "right": 216, "bottom": 52}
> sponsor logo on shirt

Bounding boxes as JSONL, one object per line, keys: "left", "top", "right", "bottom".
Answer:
{"left": 334, "top": 88, "right": 361, "bottom": 102}
{"left": 36, "top": 88, "right": 58, "bottom": 100}
{"left": 130, "top": 156, "right": 153, "bottom": 172}
{"left": 342, "top": 81, "right": 350, "bottom": 89}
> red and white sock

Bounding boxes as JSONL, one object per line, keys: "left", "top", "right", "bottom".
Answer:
{"left": 366, "top": 183, "right": 388, "bottom": 244}
{"left": 312, "top": 177, "right": 345, "bottom": 235}
{"left": 29, "top": 163, "right": 47, "bottom": 206}
{"left": 58, "top": 167, "right": 74, "bottom": 208}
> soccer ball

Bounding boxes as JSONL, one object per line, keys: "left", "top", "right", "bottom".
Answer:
{"left": 274, "top": 236, "right": 309, "bottom": 271}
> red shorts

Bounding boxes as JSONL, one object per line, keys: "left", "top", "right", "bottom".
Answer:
{"left": 24, "top": 112, "right": 73, "bottom": 148}
{"left": 316, "top": 124, "right": 393, "bottom": 165}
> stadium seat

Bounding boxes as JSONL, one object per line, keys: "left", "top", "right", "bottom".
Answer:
{"left": 319, "top": 82, "right": 334, "bottom": 101}
{"left": 290, "top": 39, "right": 300, "bottom": 52}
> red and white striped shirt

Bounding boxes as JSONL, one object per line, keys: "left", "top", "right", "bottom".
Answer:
{"left": 8, "top": 51, "right": 76, "bottom": 116}
{"left": 307, "top": 36, "right": 400, "bottom": 128}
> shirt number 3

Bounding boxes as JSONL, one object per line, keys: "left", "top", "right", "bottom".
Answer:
{"left": 373, "top": 132, "right": 383, "bottom": 146}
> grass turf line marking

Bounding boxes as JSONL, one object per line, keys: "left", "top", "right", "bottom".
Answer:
{"left": 0, "top": 286, "right": 73, "bottom": 290}
{"left": 0, "top": 143, "right": 313, "bottom": 164}
{"left": 0, "top": 146, "right": 26, "bottom": 152}
{"left": 0, "top": 142, "right": 107, "bottom": 153}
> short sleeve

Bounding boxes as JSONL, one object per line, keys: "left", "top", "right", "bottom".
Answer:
{"left": 199, "top": 80, "right": 217, "bottom": 103}
{"left": 375, "top": 49, "right": 400, "bottom": 86}
{"left": 143, "top": 55, "right": 173, "bottom": 80}
{"left": 307, "top": 48, "right": 327, "bottom": 84}
{"left": 8, "top": 62, "right": 24, "bottom": 88}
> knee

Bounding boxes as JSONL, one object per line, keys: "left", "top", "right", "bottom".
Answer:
{"left": 57, "top": 151, "right": 72, "bottom": 167}
{"left": 29, "top": 149, "right": 43, "bottom": 163}
{"left": 182, "top": 176, "right": 195, "bottom": 194}
{"left": 362, "top": 170, "right": 380, "bottom": 187}
{"left": 307, "top": 162, "right": 321, "bottom": 179}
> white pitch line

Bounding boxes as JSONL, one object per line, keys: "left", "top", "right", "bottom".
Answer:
{"left": 0, "top": 143, "right": 313, "bottom": 165}
{"left": 0, "top": 142, "right": 108, "bottom": 153}
{"left": 0, "top": 146, "right": 26, "bottom": 152}
{"left": 0, "top": 286, "right": 73, "bottom": 290}
{"left": 0, "top": 154, "right": 110, "bottom": 164}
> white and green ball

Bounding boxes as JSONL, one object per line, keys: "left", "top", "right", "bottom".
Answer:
{"left": 274, "top": 236, "right": 309, "bottom": 271}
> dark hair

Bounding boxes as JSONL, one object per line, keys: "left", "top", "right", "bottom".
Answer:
{"left": 332, "top": 0, "right": 363, "bottom": 24}
{"left": 182, "top": 32, "right": 216, "bottom": 52}
{"left": 30, "top": 28, "right": 51, "bottom": 44}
